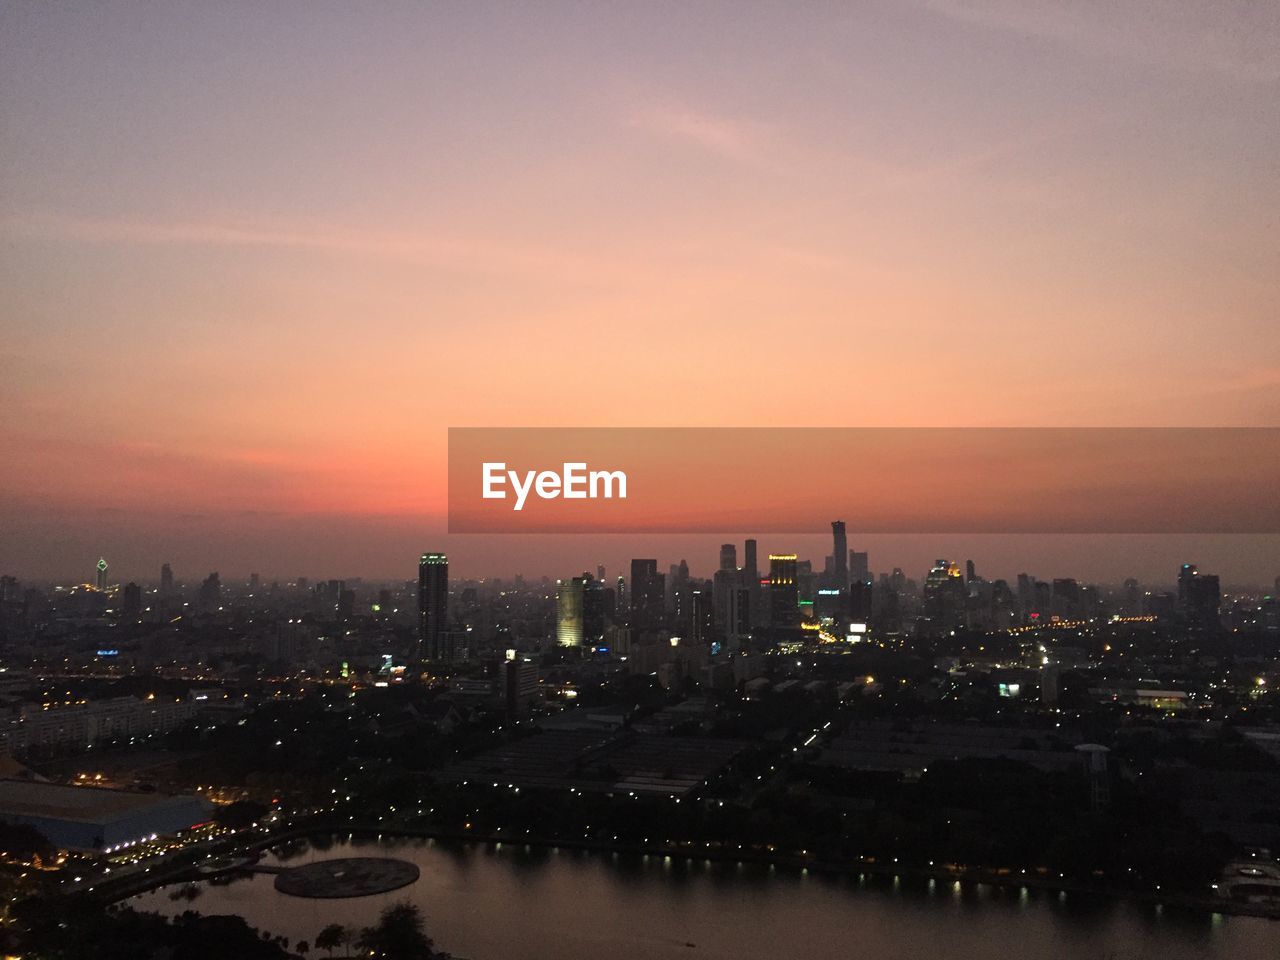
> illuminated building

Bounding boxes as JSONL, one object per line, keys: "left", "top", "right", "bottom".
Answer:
{"left": 923, "top": 559, "right": 965, "bottom": 629}
{"left": 503, "top": 655, "right": 540, "bottom": 714}
{"left": 0, "top": 779, "right": 212, "bottom": 853}
{"left": 418, "top": 553, "right": 448, "bottom": 660}
{"left": 556, "top": 577, "right": 584, "bottom": 647}
{"left": 95, "top": 557, "right": 108, "bottom": 591}
{"left": 768, "top": 554, "right": 799, "bottom": 627}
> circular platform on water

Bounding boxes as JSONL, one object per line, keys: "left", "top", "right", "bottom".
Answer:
{"left": 273, "top": 857, "right": 420, "bottom": 899}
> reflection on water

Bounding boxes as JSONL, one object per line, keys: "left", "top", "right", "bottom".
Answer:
{"left": 132, "top": 836, "right": 1279, "bottom": 960}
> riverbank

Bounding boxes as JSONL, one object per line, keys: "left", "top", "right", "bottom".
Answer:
{"left": 96, "top": 818, "right": 1280, "bottom": 921}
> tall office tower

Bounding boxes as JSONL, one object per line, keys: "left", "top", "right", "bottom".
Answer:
{"left": 160, "top": 563, "right": 174, "bottom": 595}
{"left": 1016, "top": 573, "right": 1035, "bottom": 619}
{"left": 616, "top": 576, "right": 626, "bottom": 614}
{"left": 831, "top": 522, "right": 848, "bottom": 587}
{"left": 596, "top": 565, "right": 606, "bottom": 583}
{"left": 121, "top": 582, "right": 142, "bottom": 621}
{"left": 724, "top": 585, "right": 751, "bottom": 645}
{"left": 1184, "top": 572, "right": 1221, "bottom": 631}
{"left": 849, "top": 551, "right": 869, "bottom": 586}
{"left": 418, "top": 553, "right": 448, "bottom": 661}
{"left": 768, "top": 554, "right": 799, "bottom": 627}
{"left": 582, "top": 573, "right": 606, "bottom": 645}
{"left": 556, "top": 577, "right": 584, "bottom": 647}
{"left": 198, "top": 572, "right": 222, "bottom": 610}
{"left": 965, "top": 559, "right": 976, "bottom": 584}
{"left": 923, "top": 559, "right": 965, "bottom": 629}
{"left": 95, "top": 558, "right": 109, "bottom": 591}
{"left": 719, "top": 543, "right": 737, "bottom": 572}
{"left": 1122, "top": 578, "right": 1142, "bottom": 615}
{"left": 744, "top": 540, "right": 758, "bottom": 581}
{"left": 1051, "top": 578, "right": 1081, "bottom": 619}
{"left": 1177, "top": 563, "right": 1198, "bottom": 606}
{"left": 689, "top": 590, "right": 715, "bottom": 643}
{"left": 630, "top": 559, "right": 664, "bottom": 631}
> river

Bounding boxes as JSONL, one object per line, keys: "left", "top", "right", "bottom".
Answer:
{"left": 132, "top": 836, "right": 1279, "bottom": 959}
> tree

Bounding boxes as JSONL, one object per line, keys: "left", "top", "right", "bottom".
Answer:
{"left": 357, "top": 903, "right": 436, "bottom": 959}
{"left": 315, "top": 923, "right": 346, "bottom": 957}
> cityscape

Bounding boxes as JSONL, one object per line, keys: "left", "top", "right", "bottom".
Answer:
{"left": 0, "top": 531, "right": 1278, "bottom": 956}
{"left": 3, "top": 1, "right": 1279, "bottom": 958}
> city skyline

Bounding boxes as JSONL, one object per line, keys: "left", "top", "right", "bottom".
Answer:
{"left": 21, "top": 532, "right": 1279, "bottom": 592}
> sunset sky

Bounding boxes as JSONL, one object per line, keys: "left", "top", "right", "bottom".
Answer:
{"left": 2, "top": 2, "right": 1277, "bottom": 584}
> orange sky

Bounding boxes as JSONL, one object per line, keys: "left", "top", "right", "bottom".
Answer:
{"left": 1, "top": 2, "right": 1277, "bottom": 582}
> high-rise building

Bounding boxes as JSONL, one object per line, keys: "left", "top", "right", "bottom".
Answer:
{"left": 719, "top": 543, "right": 737, "bottom": 572}
{"left": 689, "top": 589, "right": 715, "bottom": 644}
{"left": 338, "top": 588, "right": 356, "bottom": 620}
{"left": 768, "top": 554, "right": 799, "bottom": 627}
{"left": 923, "top": 560, "right": 965, "bottom": 629}
{"left": 418, "top": 553, "right": 449, "bottom": 660}
{"left": 831, "top": 522, "right": 848, "bottom": 587}
{"left": 160, "top": 563, "right": 173, "bottom": 595}
{"left": 503, "top": 655, "right": 540, "bottom": 714}
{"left": 121, "top": 582, "right": 142, "bottom": 621}
{"left": 198, "top": 572, "right": 221, "bottom": 610}
{"left": 1184, "top": 573, "right": 1221, "bottom": 632}
{"left": 724, "top": 585, "right": 751, "bottom": 645}
{"left": 629, "top": 559, "right": 664, "bottom": 632}
{"left": 582, "top": 573, "right": 606, "bottom": 645}
{"left": 849, "top": 551, "right": 869, "bottom": 586}
{"left": 1177, "top": 563, "right": 1198, "bottom": 606}
{"left": 95, "top": 558, "right": 108, "bottom": 592}
{"left": 556, "top": 577, "right": 584, "bottom": 647}
{"left": 744, "top": 540, "right": 758, "bottom": 581}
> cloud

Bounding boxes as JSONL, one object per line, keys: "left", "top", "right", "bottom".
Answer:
{"left": 626, "top": 103, "right": 768, "bottom": 164}
{"left": 0, "top": 211, "right": 622, "bottom": 284}
{"left": 918, "top": 0, "right": 1280, "bottom": 83}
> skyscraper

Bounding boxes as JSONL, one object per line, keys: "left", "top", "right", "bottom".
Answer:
{"left": 556, "top": 577, "right": 584, "bottom": 647}
{"left": 849, "top": 551, "right": 869, "bottom": 586}
{"left": 719, "top": 543, "right": 737, "bottom": 571}
{"left": 923, "top": 559, "right": 965, "bottom": 629}
{"left": 768, "top": 554, "right": 799, "bottom": 627}
{"left": 121, "top": 582, "right": 142, "bottom": 620}
{"left": 1177, "top": 563, "right": 1198, "bottom": 606}
{"left": 831, "top": 522, "right": 847, "bottom": 588}
{"left": 95, "top": 558, "right": 108, "bottom": 591}
{"left": 418, "top": 553, "right": 448, "bottom": 661}
{"left": 160, "top": 562, "right": 173, "bottom": 596}
{"left": 629, "top": 559, "right": 664, "bottom": 632}
{"left": 744, "top": 540, "right": 758, "bottom": 581}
